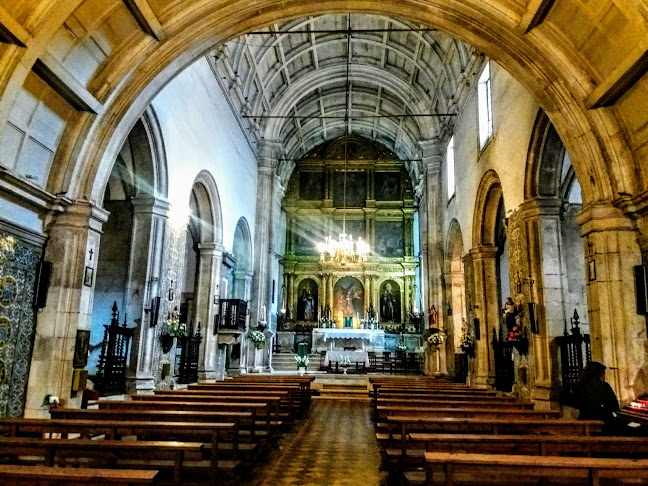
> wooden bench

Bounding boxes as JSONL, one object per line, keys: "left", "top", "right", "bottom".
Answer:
{"left": 377, "top": 405, "right": 559, "bottom": 420}
{"left": 0, "top": 464, "right": 158, "bottom": 485}
{"left": 0, "top": 419, "right": 238, "bottom": 474}
{"left": 0, "top": 437, "right": 201, "bottom": 486}
{"left": 100, "top": 400, "right": 278, "bottom": 432}
{"left": 184, "top": 385, "right": 300, "bottom": 413}
{"left": 408, "top": 433, "right": 648, "bottom": 457}
{"left": 386, "top": 415, "right": 603, "bottom": 453}
{"left": 377, "top": 398, "right": 534, "bottom": 410}
{"left": 423, "top": 451, "right": 648, "bottom": 486}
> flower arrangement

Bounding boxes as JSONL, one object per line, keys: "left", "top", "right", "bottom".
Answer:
{"left": 248, "top": 330, "right": 266, "bottom": 348}
{"left": 42, "top": 394, "right": 59, "bottom": 408}
{"left": 427, "top": 333, "right": 444, "bottom": 347}
{"left": 295, "top": 355, "right": 310, "bottom": 369}
{"left": 507, "top": 325, "right": 520, "bottom": 342}
{"left": 397, "top": 342, "right": 407, "bottom": 351}
{"left": 164, "top": 312, "right": 186, "bottom": 338}
{"left": 340, "top": 356, "right": 352, "bottom": 367}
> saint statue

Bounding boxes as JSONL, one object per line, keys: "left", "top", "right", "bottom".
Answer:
{"left": 381, "top": 283, "right": 397, "bottom": 322}
{"left": 302, "top": 287, "right": 315, "bottom": 321}
{"left": 503, "top": 297, "right": 517, "bottom": 334}
{"left": 428, "top": 305, "right": 438, "bottom": 329}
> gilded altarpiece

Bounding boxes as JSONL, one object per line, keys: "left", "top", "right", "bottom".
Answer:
{"left": 0, "top": 231, "right": 40, "bottom": 417}
{"left": 281, "top": 137, "right": 420, "bottom": 339}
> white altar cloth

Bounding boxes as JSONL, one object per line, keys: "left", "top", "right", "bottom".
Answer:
{"left": 324, "top": 350, "right": 370, "bottom": 366}
{"left": 314, "top": 328, "right": 383, "bottom": 342}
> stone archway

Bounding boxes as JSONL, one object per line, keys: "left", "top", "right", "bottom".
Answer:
{"left": 444, "top": 219, "right": 466, "bottom": 378}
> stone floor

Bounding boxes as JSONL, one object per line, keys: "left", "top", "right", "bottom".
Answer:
{"left": 243, "top": 399, "right": 387, "bottom": 486}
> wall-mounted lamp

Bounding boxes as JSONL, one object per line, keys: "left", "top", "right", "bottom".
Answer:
{"left": 447, "top": 304, "right": 453, "bottom": 316}
{"left": 167, "top": 280, "right": 175, "bottom": 302}
{"left": 516, "top": 271, "right": 535, "bottom": 294}
{"left": 280, "top": 284, "right": 286, "bottom": 315}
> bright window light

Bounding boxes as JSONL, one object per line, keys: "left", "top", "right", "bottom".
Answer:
{"left": 446, "top": 136, "right": 455, "bottom": 200}
{"left": 478, "top": 62, "right": 493, "bottom": 149}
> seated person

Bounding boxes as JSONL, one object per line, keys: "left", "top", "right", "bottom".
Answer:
{"left": 575, "top": 361, "right": 619, "bottom": 423}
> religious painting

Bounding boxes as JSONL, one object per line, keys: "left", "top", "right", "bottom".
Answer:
{"left": 333, "top": 219, "right": 365, "bottom": 240}
{"left": 380, "top": 280, "right": 401, "bottom": 323}
{"left": 333, "top": 171, "right": 366, "bottom": 207}
{"left": 293, "top": 222, "right": 321, "bottom": 256}
{"left": 333, "top": 277, "right": 364, "bottom": 323}
{"left": 299, "top": 171, "right": 324, "bottom": 200}
{"left": 375, "top": 221, "right": 404, "bottom": 257}
{"left": 297, "top": 278, "right": 318, "bottom": 322}
{"left": 73, "top": 329, "right": 91, "bottom": 368}
{"left": 375, "top": 172, "right": 401, "bottom": 201}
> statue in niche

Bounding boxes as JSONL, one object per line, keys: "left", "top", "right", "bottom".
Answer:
{"left": 380, "top": 282, "right": 398, "bottom": 322}
{"left": 428, "top": 305, "right": 438, "bottom": 329}
{"left": 502, "top": 297, "right": 518, "bottom": 334}
{"left": 302, "top": 287, "right": 315, "bottom": 321}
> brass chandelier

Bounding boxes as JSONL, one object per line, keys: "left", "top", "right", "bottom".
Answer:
{"left": 316, "top": 16, "right": 370, "bottom": 266}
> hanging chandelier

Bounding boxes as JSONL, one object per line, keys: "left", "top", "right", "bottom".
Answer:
{"left": 317, "top": 16, "right": 370, "bottom": 266}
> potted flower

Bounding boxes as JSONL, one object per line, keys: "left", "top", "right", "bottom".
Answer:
{"left": 459, "top": 333, "right": 475, "bottom": 358}
{"left": 248, "top": 330, "right": 266, "bottom": 349}
{"left": 295, "top": 355, "right": 310, "bottom": 376}
{"left": 161, "top": 311, "right": 185, "bottom": 353}
{"left": 340, "top": 355, "right": 352, "bottom": 374}
{"left": 42, "top": 394, "right": 59, "bottom": 413}
{"left": 427, "top": 333, "right": 444, "bottom": 348}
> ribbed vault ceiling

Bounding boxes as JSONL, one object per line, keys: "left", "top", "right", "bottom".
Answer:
{"left": 210, "top": 14, "right": 480, "bottom": 174}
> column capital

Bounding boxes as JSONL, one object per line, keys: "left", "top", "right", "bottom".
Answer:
{"left": 197, "top": 242, "right": 225, "bottom": 256}
{"left": 51, "top": 200, "right": 110, "bottom": 233}
{"left": 131, "top": 196, "right": 171, "bottom": 217}
{"left": 469, "top": 244, "right": 498, "bottom": 260}
{"left": 257, "top": 139, "right": 282, "bottom": 170}
{"left": 519, "top": 197, "right": 563, "bottom": 218}
{"left": 576, "top": 203, "right": 636, "bottom": 236}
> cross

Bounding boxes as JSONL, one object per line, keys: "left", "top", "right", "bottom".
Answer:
{"left": 89, "top": 248, "right": 94, "bottom": 261}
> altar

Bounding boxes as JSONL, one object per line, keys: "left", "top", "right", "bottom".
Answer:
{"left": 312, "top": 328, "right": 385, "bottom": 352}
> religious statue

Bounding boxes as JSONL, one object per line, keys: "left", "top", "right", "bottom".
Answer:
{"left": 302, "top": 287, "right": 315, "bottom": 321}
{"left": 428, "top": 305, "right": 438, "bottom": 329}
{"left": 380, "top": 283, "right": 397, "bottom": 322}
{"left": 502, "top": 297, "right": 518, "bottom": 334}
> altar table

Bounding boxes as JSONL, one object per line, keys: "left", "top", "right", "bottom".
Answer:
{"left": 324, "top": 350, "right": 370, "bottom": 367}
{"left": 312, "top": 328, "right": 385, "bottom": 352}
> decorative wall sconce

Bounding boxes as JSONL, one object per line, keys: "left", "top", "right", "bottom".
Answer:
{"left": 167, "top": 280, "right": 175, "bottom": 302}
{"left": 280, "top": 284, "right": 286, "bottom": 315}
{"left": 516, "top": 271, "right": 535, "bottom": 294}
{"left": 447, "top": 304, "right": 453, "bottom": 316}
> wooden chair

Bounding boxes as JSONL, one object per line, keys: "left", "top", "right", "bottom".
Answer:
{"left": 318, "top": 351, "right": 328, "bottom": 371}
{"left": 407, "top": 352, "right": 421, "bottom": 374}
{"left": 395, "top": 350, "right": 407, "bottom": 374}
{"left": 368, "top": 352, "right": 378, "bottom": 372}
{"left": 328, "top": 361, "right": 340, "bottom": 374}
{"left": 382, "top": 352, "right": 394, "bottom": 374}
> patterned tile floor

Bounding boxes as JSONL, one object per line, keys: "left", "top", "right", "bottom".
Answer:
{"left": 243, "top": 399, "right": 387, "bottom": 486}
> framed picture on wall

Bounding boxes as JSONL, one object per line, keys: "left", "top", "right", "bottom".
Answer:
{"left": 150, "top": 296, "right": 161, "bottom": 327}
{"left": 83, "top": 266, "right": 94, "bottom": 287}
{"left": 588, "top": 259, "right": 596, "bottom": 281}
{"left": 73, "top": 330, "right": 91, "bottom": 368}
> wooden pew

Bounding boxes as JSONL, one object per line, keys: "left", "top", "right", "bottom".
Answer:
{"left": 0, "top": 418, "right": 237, "bottom": 476}
{"left": 386, "top": 415, "right": 603, "bottom": 454}
{"left": 0, "top": 465, "right": 158, "bottom": 485}
{"left": 0, "top": 437, "right": 201, "bottom": 486}
{"left": 135, "top": 393, "right": 286, "bottom": 422}
{"left": 377, "top": 398, "right": 534, "bottom": 410}
{"left": 377, "top": 405, "right": 559, "bottom": 421}
{"left": 186, "top": 385, "right": 301, "bottom": 413}
{"left": 100, "top": 400, "right": 278, "bottom": 432}
{"left": 423, "top": 452, "right": 648, "bottom": 486}
{"left": 409, "top": 433, "right": 648, "bottom": 457}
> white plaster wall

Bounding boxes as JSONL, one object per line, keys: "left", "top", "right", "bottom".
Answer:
{"left": 151, "top": 58, "right": 257, "bottom": 254}
{"left": 443, "top": 62, "right": 540, "bottom": 252}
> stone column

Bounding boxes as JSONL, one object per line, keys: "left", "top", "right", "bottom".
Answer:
{"left": 127, "top": 197, "right": 170, "bottom": 391}
{"left": 195, "top": 242, "right": 223, "bottom": 380}
{"left": 470, "top": 245, "right": 499, "bottom": 387}
{"left": 420, "top": 139, "right": 446, "bottom": 375}
{"left": 576, "top": 204, "right": 646, "bottom": 405}
{"left": 24, "top": 202, "right": 108, "bottom": 416}
{"left": 520, "top": 198, "right": 565, "bottom": 404}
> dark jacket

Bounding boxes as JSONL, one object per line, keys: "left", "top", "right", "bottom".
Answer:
{"left": 575, "top": 379, "right": 619, "bottom": 422}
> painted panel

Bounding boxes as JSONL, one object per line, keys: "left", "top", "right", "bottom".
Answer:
{"left": 375, "top": 221, "right": 404, "bottom": 257}
{"left": 296, "top": 278, "right": 318, "bottom": 321}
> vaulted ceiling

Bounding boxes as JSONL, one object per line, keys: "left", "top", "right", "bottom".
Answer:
{"left": 209, "top": 14, "right": 482, "bottom": 174}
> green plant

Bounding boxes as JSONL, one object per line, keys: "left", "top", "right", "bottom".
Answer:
{"left": 164, "top": 313, "right": 186, "bottom": 337}
{"left": 295, "top": 355, "right": 310, "bottom": 368}
{"left": 248, "top": 330, "right": 266, "bottom": 348}
{"left": 427, "top": 333, "right": 444, "bottom": 347}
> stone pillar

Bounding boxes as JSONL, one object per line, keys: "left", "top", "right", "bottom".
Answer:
{"left": 420, "top": 139, "right": 446, "bottom": 375}
{"left": 519, "top": 198, "right": 565, "bottom": 404}
{"left": 127, "top": 197, "right": 170, "bottom": 391}
{"left": 576, "top": 204, "right": 647, "bottom": 405}
{"left": 25, "top": 202, "right": 108, "bottom": 416}
{"left": 470, "top": 245, "right": 499, "bottom": 387}
{"left": 251, "top": 141, "right": 281, "bottom": 329}
{"left": 195, "top": 242, "right": 223, "bottom": 380}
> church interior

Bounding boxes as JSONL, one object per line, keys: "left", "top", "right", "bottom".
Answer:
{"left": 1, "top": 1, "right": 648, "bottom": 484}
